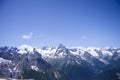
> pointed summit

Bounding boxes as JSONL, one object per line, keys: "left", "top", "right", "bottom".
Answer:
{"left": 18, "top": 44, "right": 33, "bottom": 52}
{"left": 57, "top": 44, "right": 66, "bottom": 50}
{"left": 54, "top": 44, "right": 69, "bottom": 58}
{"left": 33, "top": 48, "right": 41, "bottom": 58}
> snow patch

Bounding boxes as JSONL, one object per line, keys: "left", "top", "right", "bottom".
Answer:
{"left": 37, "top": 47, "right": 56, "bottom": 58}
{"left": 0, "top": 58, "right": 11, "bottom": 63}
{"left": 99, "top": 59, "right": 109, "bottom": 65}
{"left": 18, "top": 44, "right": 34, "bottom": 54}
{"left": 101, "top": 49, "right": 113, "bottom": 56}
{"left": 31, "top": 65, "right": 39, "bottom": 71}
{"left": 117, "top": 50, "right": 120, "bottom": 53}
{"left": 116, "top": 72, "right": 120, "bottom": 79}
{"left": 87, "top": 48, "right": 99, "bottom": 58}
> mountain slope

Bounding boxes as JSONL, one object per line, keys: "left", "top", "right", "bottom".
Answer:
{"left": 37, "top": 44, "right": 120, "bottom": 80}
{"left": 0, "top": 46, "right": 68, "bottom": 80}
{"left": 0, "top": 44, "right": 120, "bottom": 80}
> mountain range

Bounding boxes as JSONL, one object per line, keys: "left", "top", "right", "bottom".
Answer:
{"left": 0, "top": 44, "right": 120, "bottom": 80}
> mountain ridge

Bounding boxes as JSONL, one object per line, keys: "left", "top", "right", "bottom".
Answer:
{"left": 0, "top": 44, "right": 120, "bottom": 80}
{"left": 0, "top": 45, "right": 68, "bottom": 80}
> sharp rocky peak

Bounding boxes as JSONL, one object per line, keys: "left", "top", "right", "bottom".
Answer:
{"left": 59, "top": 43, "right": 65, "bottom": 47}
{"left": 53, "top": 44, "right": 70, "bottom": 58}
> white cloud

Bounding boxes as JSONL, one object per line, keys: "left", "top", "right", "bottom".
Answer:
{"left": 22, "top": 32, "right": 33, "bottom": 39}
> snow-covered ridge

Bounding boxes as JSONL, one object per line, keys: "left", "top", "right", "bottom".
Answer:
{"left": 17, "top": 44, "right": 34, "bottom": 54}
{"left": 0, "top": 58, "right": 11, "bottom": 64}
{"left": 0, "top": 44, "right": 120, "bottom": 78}
{"left": 35, "top": 45, "right": 116, "bottom": 59}
{"left": 0, "top": 44, "right": 119, "bottom": 60}
{"left": 0, "top": 44, "right": 120, "bottom": 65}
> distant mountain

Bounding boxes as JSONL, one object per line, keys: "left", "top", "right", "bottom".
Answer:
{"left": 0, "top": 44, "right": 120, "bottom": 80}
{"left": 36, "top": 44, "right": 120, "bottom": 80}
{"left": 0, "top": 46, "right": 67, "bottom": 80}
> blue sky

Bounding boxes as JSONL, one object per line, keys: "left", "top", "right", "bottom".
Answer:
{"left": 0, "top": 0, "right": 120, "bottom": 47}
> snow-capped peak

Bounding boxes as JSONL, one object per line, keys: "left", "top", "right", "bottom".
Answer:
{"left": 17, "top": 44, "right": 34, "bottom": 54}
{"left": 18, "top": 44, "right": 33, "bottom": 51}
